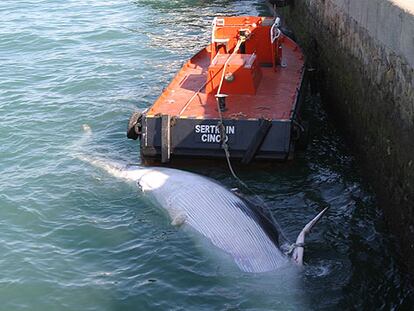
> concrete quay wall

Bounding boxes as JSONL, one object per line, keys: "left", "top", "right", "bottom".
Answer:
{"left": 278, "top": 0, "right": 414, "bottom": 270}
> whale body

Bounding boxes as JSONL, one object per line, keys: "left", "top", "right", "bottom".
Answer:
{"left": 80, "top": 155, "right": 327, "bottom": 273}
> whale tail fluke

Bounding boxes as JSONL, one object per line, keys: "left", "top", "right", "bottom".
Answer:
{"left": 71, "top": 124, "right": 93, "bottom": 153}
{"left": 76, "top": 153, "right": 148, "bottom": 183}
{"left": 70, "top": 124, "right": 125, "bottom": 179}
{"left": 76, "top": 154, "right": 135, "bottom": 180}
{"left": 71, "top": 124, "right": 148, "bottom": 181}
{"left": 291, "top": 207, "right": 329, "bottom": 265}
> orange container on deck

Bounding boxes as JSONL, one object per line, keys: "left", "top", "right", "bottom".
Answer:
{"left": 207, "top": 53, "right": 262, "bottom": 95}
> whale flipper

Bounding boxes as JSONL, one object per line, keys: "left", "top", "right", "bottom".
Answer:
{"left": 171, "top": 212, "right": 187, "bottom": 227}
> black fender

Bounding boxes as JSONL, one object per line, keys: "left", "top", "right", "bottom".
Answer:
{"left": 127, "top": 111, "right": 143, "bottom": 140}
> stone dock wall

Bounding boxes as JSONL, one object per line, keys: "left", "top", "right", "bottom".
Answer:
{"left": 276, "top": 0, "right": 414, "bottom": 271}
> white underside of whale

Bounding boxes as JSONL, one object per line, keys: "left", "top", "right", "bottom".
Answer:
{"left": 78, "top": 152, "right": 329, "bottom": 272}
{"left": 80, "top": 155, "right": 288, "bottom": 272}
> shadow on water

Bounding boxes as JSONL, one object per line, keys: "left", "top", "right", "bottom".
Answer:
{"left": 298, "top": 95, "right": 414, "bottom": 309}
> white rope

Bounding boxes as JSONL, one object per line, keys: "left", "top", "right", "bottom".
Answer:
{"left": 178, "top": 67, "right": 224, "bottom": 116}
{"left": 213, "top": 37, "right": 290, "bottom": 245}
{"left": 180, "top": 37, "right": 244, "bottom": 116}
{"left": 212, "top": 33, "right": 290, "bottom": 249}
{"left": 215, "top": 38, "right": 247, "bottom": 186}
{"left": 286, "top": 242, "right": 305, "bottom": 256}
{"left": 216, "top": 39, "right": 243, "bottom": 95}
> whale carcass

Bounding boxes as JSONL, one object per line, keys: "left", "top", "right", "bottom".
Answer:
{"left": 80, "top": 155, "right": 327, "bottom": 273}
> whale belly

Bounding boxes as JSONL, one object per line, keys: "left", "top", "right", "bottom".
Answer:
{"left": 151, "top": 177, "right": 288, "bottom": 273}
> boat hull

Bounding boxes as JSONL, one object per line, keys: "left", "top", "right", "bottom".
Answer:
{"left": 142, "top": 117, "right": 292, "bottom": 161}
{"left": 140, "top": 68, "right": 308, "bottom": 162}
{"left": 129, "top": 17, "right": 309, "bottom": 163}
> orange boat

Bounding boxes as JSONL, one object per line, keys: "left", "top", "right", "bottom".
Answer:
{"left": 127, "top": 16, "right": 308, "bottom": 164}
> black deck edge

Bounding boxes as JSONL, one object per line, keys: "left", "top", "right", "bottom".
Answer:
{"left": 241, "top": 119, "right": 273, "bottom": 164}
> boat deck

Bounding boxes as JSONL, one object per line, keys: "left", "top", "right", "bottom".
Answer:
{"left": 146, "top": 37, "right": 305, "bottom": 121}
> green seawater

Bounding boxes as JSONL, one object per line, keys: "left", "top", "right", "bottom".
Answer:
{"left": 0, "top": 0, "right": 413, "bottom": 310}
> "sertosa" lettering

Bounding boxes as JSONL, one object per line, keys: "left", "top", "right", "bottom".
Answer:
{"left": 194, "top": 124, "right": 236, "bottom": 143}
{"left": 194, "top": 124, "right": 235, "bottom": 135}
